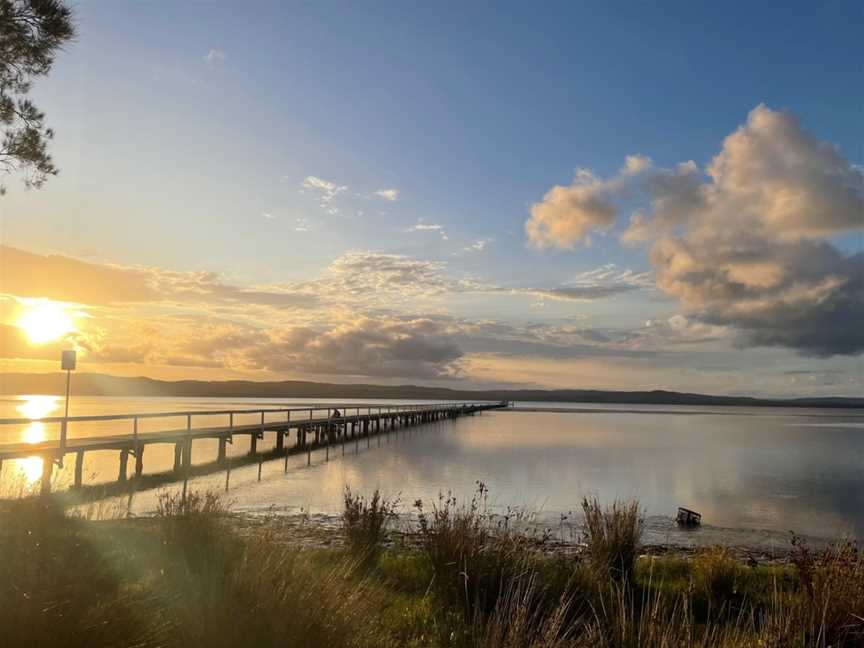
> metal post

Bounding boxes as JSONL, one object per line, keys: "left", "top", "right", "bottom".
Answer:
{"left": 61, "top": 368, "right": 71, "bottom": 452}
{"left": 182, "top": 415, "right": 191, "bottom": 503}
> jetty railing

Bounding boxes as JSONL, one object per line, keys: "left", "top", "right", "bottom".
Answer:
{"left": 0, "top": 401, "right": 505, "bottom": 494}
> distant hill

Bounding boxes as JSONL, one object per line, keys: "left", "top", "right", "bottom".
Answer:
{"left": 1, "top": 372, "right": 862, "bottom": 409}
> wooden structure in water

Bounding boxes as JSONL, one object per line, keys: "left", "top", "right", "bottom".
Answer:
{"left": 676, "top": 507, "right": 702, "bottom": 527}
{"left": 0, "top": 401, "right": 505, "bottom": 494}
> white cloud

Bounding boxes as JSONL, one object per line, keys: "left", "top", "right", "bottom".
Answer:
{"left": 464, "top": 239, "right": 493, "bottom": 253}
{"left": 300, "top": 176, "right": 348, "bottom": 215}
{"left": 249, "top": 317, "right": 464, "bottom": 379}
{"left": 525, "top": 169, "right": 619, "bottom": 248}
{"left": 527, "top": 105, "right": 864, "bottom": 357}
{"left": 627, "top": 106, "right": 864, "bottom": 356}
{"left": 569, "top": 263, "right": 654, "bottom": 289}
{"left": 373, "top": 188, "right": 399, "bottom": 202}
{"left": 301, "top": 176, "right": 347, "bottom": 201}
{"left": 262, "top": 212, "right": 276, "bottom": 221}
{"left": 408, "top": 220, "right": 448, "bottom": 240}
{"left": 203, "top": 49, "right": 226, "bottom": 65}
{"left": 293, "top": 217, "right": 310, "bottom": 232}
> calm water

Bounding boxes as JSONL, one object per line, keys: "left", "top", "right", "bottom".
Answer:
{"left": 2, "top": 395, "right": 862, "bottom": 548}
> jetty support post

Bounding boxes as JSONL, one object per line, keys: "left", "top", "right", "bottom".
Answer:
{"left": 118, "top": 448, "right": 129, "bottom": 482}
{"left": 40, "top": 454, "right": 53, "bottom": 495}
{"left": 181, "top": 414, "right": 192, "bottom": 503}
{"left": 173, "top": 443, "right": 183, "bottom": 472}
{"left": 132, "top": 417, "right": 144, "bottom": 479}
{"left": 73, "top": 450, "right": 84, "bottom": 488}
{"left": 217, "top": 437, "right": 227, "bottom": 465}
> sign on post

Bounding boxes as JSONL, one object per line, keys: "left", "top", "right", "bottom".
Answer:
{"left": 61, "top": 349, "right": 77, "bottom": 371}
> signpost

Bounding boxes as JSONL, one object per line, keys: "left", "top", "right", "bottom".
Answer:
{"left": 60, "top": 350, "right": 76, "bottom": 454}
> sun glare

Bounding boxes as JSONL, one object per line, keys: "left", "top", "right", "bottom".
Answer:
{"left": 17, "top": 300, "right": 76, "bottom": 344}
{"left": 11, "top": 396, "right": 60, "bottom": 485}
{"left": 14, "top": 457, "right": 45, "bottom": 485}
{"left": 16, "top": 394, "right": 61, "bottom": 420}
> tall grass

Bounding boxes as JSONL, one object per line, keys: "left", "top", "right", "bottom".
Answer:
{"left": 2, "top": 487, "right": 863, "bottom": 647}
{"left": 342, "top": 487, "right": 398, "bottom": 567}
{"left": 0, "top": 495, "right": 166, "bottom": 648}
{"left": 414, "top": 482, "right": 549, "bottom": 622}
{"left": 788, "top": 535, "right": 864, "bottom": 646}
{"left": 580, "top": 496, "right": 643, "bottom": 583}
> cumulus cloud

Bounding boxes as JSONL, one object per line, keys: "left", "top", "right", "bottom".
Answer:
{"left": 644, "top": 107, "right": 864, "bottom": 356}
{"left": 374, "top": 188, "right": 399, "bottom": 202}
{"left": 543, "top": 106, "right": 864, "bottom": 357}
{"left": 525, "top": 169, "right": 618, "bottom": 248}
{"left": 323, "top": 252, "right": 455, "bottom": 299}
{"left": 528, "top": 105, "right": 864, "bottom": 356}
{"left": 250, "top": 317, "right": 464, "bottom": 379}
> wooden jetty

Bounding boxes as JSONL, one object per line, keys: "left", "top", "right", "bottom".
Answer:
{"left": 0, "top": 401, "right": 505, "bottom": 494}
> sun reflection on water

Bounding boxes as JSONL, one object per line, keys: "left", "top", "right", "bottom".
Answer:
{"left": 11, "top": 395, "right": 62, "bottom": 486}
{"left": 17, "top": 394, "right": 61, "bottom": 420}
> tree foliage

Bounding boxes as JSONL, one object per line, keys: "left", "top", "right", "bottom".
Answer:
{"left": 0, "top": 0, "right": 74, "bottom": 194}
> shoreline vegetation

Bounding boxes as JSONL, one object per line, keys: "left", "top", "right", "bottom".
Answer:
{"left": 2, "top": 485, "right": 862, "bottom": 647}
{"left": 2, "top": 372, "right": 863, "bottom": 408}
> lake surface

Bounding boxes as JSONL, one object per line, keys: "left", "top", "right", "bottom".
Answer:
{"left": 2, "top": 395, "right": 862, "bottom": 549}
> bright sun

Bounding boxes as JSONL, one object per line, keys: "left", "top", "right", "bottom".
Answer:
{"left": 17, "top": 300, "right": 76, "bottom": 344}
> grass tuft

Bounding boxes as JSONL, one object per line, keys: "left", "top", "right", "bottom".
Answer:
{"left": 580, "top": 496, "right": 643, "bottom": 583}
{"left": 342, "top": 487, "right": 399, "bottom": 567}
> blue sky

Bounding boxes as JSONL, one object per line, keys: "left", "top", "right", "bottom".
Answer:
{"left": 1, "top": 1, "right": 862, "bottom": 395}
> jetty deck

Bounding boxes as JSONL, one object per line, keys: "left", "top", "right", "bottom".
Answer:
{"left": 0, "top": 401, "right": 505, "bottom": 493}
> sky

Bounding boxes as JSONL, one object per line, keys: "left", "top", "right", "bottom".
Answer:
{"left": 1, "top": 0, "right": 862, "bottom": 396}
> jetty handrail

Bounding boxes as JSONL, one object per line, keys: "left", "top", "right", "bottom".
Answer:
{"left": 0, "top": 401, "right": 500, "bottom": 427}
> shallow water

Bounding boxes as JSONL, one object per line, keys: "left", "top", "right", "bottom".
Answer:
{"left": 2, "top": 396, "right": 862, "bottom": 549}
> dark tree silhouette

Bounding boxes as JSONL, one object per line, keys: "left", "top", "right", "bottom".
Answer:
{"left": 0, "top": 0, "right": 74, "bottom": 194}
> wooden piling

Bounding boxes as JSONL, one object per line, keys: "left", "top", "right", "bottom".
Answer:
{"left": 118, "top": 448, "right": 129, "bottom": 482}
{"left": 40, "top": 455, "right": 53, "bottom": 495}
{"left": 173, "top": 442, "right": 183, "bottom": 472}
{"left": 135, "top": 445, "right": 144, "bottom": 477}
{"left": 74, "top": 450, "right": 84, "bottom": 488}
